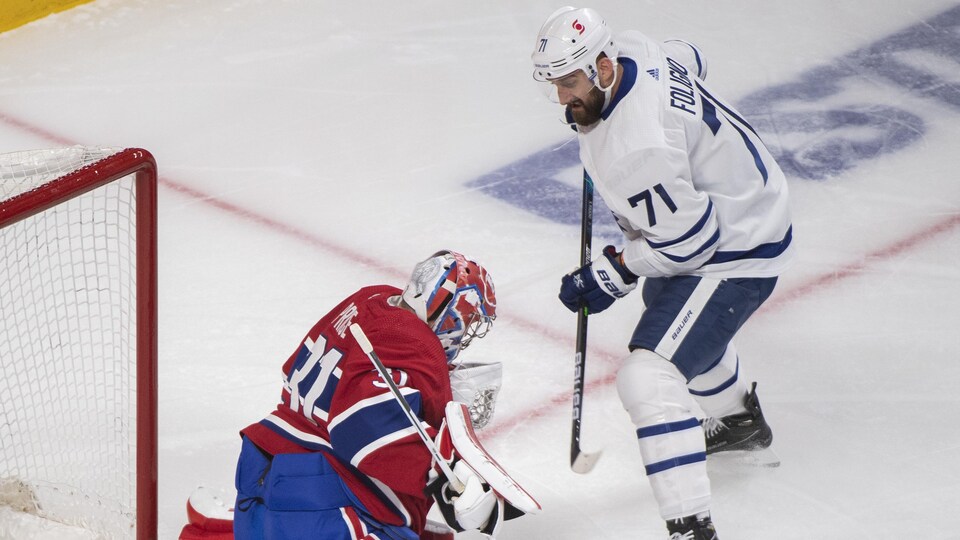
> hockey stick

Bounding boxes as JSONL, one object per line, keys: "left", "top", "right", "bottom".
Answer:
{"left": 571, "top": 170, "right": 602, "bottom": 474}
{"left": 348, "top": 322, "right": 465, "bottom": 492}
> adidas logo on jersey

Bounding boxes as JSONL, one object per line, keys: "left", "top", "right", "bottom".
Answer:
{"left": 646, "top": 68, "right": 660, "bottom": 80}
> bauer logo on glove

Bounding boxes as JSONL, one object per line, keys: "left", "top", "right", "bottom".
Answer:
{"left": 558, "top": 245, "right": 638, "bottom": 314}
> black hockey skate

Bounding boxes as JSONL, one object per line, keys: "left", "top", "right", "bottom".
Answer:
{"left": 666, "top": 513, "right": 718, "bottom": 540}
{"left": 701, "top": 382, "right": 779, "bottom": 466}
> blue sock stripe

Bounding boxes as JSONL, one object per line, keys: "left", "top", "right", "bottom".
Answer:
{"left": 688, "top": 356, "right": 740, "bottom": 397}
{"left": 636, "top": 417, "right": 701, "bottom": 439}
{"left": 645, "top": 452, "right": 707, "bottom": 475}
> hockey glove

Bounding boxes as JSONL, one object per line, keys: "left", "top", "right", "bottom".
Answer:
{"left": 558, "top": 245, "right": 638, "bottom": 314}
{"left": 449, "top": 361, "right": 502, "bottom": 429}
{"left": 427, "top": 413, "right": 502, "bottom": 536}
{"left": 426, "top": 402, "right": 539, "bottom": 536}
{"left": 426, "top": 460, "right": 503, "bottom": 536}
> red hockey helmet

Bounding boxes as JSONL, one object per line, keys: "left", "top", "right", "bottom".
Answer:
{"left": 401, "top": 250, "right": 497, "bottom": 362}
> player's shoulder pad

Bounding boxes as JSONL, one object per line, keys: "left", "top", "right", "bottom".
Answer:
{"left": 661, "top": 38, "right": 708, "bottom": 81}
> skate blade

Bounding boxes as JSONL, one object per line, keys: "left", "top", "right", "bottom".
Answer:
{"left": 707, "top": 447, "right": 780, "bottom": 468}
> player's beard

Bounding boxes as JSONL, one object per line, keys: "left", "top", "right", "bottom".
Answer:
{"left": 567, "top": 86, "right": 605, "bottom": 127}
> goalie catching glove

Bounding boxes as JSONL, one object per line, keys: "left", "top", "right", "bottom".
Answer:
{"left": 426, "top": 402, "right": 540, "bottom": 537}
{"left": 449, "top": 361, "right": 502, "bottom": 429}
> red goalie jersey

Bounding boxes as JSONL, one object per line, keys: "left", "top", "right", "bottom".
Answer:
{"left": 240, "top": 285, "right": 453, "bottom": 534}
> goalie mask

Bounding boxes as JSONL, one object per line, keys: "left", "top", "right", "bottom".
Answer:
{"left": 402, "top": 250, "right": 497, "bottom": 362}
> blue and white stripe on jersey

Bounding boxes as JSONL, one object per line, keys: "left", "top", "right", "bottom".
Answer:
{"left": 697, "top": 82, "right": 769, "bottom": 184}
{"left": 366, "top": 475, "right": 414, "bottom": 528}
{"left": 646, "top": 200, "right": 719, "bottom": 264}
{"left": 261, "top": 413, "right": 333, "bottom": 451}
{"left": 328, "top": 387, "right": 424, "bottom": 467}
{"left": 704, "top": 226, "right": 792, "bottom": 268}
{"left": 662, "top": 38, "right": 708, "bottom": 80}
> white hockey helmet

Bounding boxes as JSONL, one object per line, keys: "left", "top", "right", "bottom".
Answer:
{"left": 531, "top": 7, "right": 618, "bottom": 82}
{"left": 401, "top": 250, "right": 496, "bottom": 362}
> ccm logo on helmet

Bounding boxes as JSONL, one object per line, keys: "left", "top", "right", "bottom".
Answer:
{"left": 571, "top": 19, "right": 585, "bottom": 34}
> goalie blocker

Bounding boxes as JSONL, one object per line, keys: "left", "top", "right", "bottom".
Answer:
{"left": 427, "top": 402, "right": 540, "bottom": 537}
{"left": 178, "top": 403, "right": 539, "bottom": 540}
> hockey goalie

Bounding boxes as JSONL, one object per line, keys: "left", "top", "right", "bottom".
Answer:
{"left": 180, "top": 403, "right": 537, "bottom": 540}
{"left": 179, "top": 250, "right": 539, "bottom": 539}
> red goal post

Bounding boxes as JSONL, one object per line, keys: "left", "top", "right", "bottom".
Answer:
{"left": 0, "top": 147, "right": 157, "bottom": 539}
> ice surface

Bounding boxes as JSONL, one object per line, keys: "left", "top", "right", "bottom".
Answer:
{"left": 1, "top": 1, "right": 958, "bottom": 538}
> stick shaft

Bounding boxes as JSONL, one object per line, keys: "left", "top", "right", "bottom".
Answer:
{"left": 571, "top": 170, "right": 593, "bottom": 469}
{"left": 348, "top": 323, "right": 464, "bottom": 491}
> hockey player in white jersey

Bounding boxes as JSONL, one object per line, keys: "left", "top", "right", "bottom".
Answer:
{"left": 531, "top": 7, "right": 793, "bottom": 540}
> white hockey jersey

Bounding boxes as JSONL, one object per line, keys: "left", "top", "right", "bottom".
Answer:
{"left": 576, "top": 31, "right": 793, "bottom": 279}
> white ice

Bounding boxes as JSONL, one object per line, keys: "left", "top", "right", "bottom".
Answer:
{"left": 1, "top": 1, "right": 959, "bottom": 538}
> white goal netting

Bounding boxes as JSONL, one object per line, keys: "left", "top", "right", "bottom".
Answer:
{"left": 0, "top": 147, "right": 148, "bottom": 539}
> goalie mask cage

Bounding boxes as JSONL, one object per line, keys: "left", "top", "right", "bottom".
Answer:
{"left": 0, "top": 147, "right": 157, "bottom": 539}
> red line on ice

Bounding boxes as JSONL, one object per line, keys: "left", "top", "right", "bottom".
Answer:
{"left": 3, "top": 110, "right": 957, "bottom": 440}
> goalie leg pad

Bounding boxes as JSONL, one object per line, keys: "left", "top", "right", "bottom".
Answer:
{"left": 422, "top": 514, "right": 456, "bottom": 540}
{"left": 420, "top": 531, "right": 455, "bottom": 540}
{"left": 186, "top": 486, "right": 234, "bottom": 532}
{"left": 179, "top": 524, "right": 234, "bottom": 540}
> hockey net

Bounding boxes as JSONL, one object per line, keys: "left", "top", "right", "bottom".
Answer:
{"left": 0, "top": 147, "right": 157, "bottom": 539}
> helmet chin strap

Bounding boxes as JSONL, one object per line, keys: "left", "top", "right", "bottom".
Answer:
{"left": 598, "top": 58, "right": 618, "bottom": 112}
